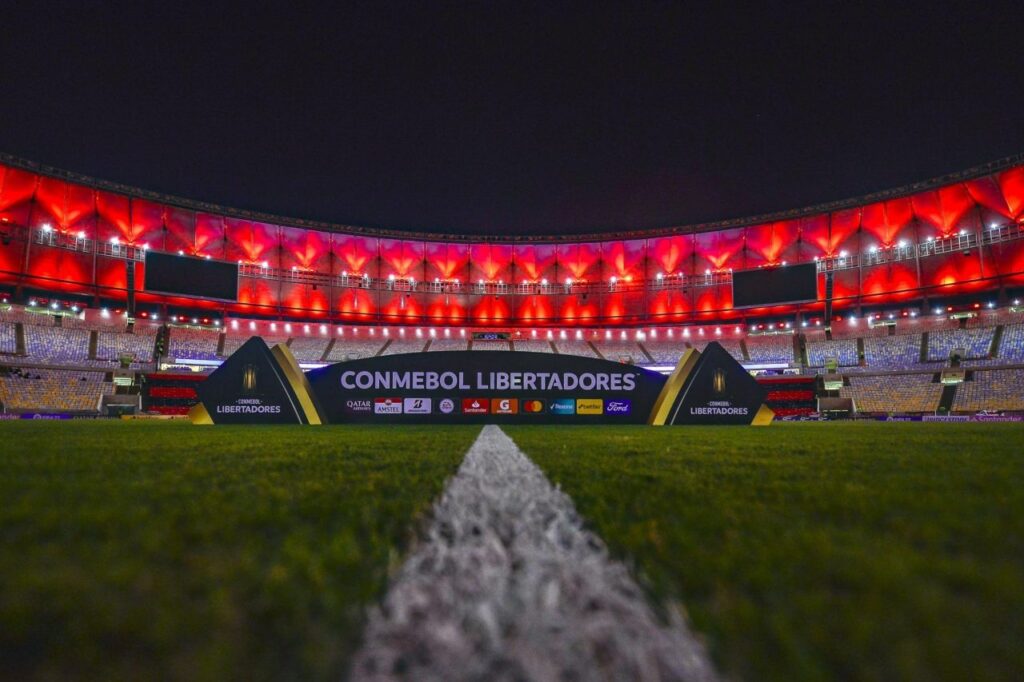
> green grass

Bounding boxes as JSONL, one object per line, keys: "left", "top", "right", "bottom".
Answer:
{"left": 0, "top": 420, "right": 478, "bottom": 682}
{"left": 506, "top": 422, "right": 1024, "bottom": 682}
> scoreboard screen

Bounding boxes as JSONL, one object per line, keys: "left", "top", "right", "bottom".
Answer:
{"left": 732, "top": 262, "right": 818, "bottom": 307}
{"left": 144, "top": 251, "right": 239, "bottom": 301}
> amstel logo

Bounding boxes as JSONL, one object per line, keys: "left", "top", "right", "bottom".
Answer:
{"left": 374, "top": 398, "right": 403, "bottom": 414}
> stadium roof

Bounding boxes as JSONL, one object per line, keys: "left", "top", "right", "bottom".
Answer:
{"left": 4, "top": 151, "right": 1023, "bottom": 244}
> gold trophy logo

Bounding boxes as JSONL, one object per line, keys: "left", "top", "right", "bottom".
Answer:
{"left": 242, "top": 364, "right": 258, "bottom": 394}
{"left": 712, "top": 367, "right": 727, "bottom": 396}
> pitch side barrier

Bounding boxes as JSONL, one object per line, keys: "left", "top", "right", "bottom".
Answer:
{"left": 188, "top": 338, "right": 774, "bottom": 426}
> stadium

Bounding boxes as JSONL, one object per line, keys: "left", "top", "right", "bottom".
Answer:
{"left": 3, "top": 151, "right": 1024, "bottom": 680}
{"left": 3, "top": 4, "right": 1024, "bottom": 681}
{"left": 2, "top": 153, "right": 1024, "bottom": 418}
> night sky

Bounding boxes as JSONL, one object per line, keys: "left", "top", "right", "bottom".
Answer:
{"left": 1, "top": 2, "right": 1023, "bottom": 236}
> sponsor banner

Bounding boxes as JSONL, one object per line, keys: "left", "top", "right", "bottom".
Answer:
{"left": 307, "top": 348, "right": 665, "bottom": 425}
{"left": 19, "top": 413, "right": 74, "bottom": 420}
{"left": 344, "top": 399, "right": 372, "bottom": 414}
{"left": 922, "top": 415, "right": 971, "bottom": 422}
{"left": 462, "top": 398, "right": 490, "bottom": 414}
{"left": 403, "top": 397, "right": 432, "bottom": 414}
{"left": 972, "top": 414, "right": 1023, "bottom": 422}
{"left": 522, "top": 399, "right": 545, "bottom": 414}
{"left": 491, "top": 398, "right": 519, "bottom": 414}
{"left": 875, "top": 415, "right": 924, "bottom": 422}
{"left": 549, "top": 398, "right": 575, "bottom": 415}
{"left": 604, "top": 399, "right": 632, "bottom": 416}
{"left": 303, "top": 343, "right": 771, "bottom": 425}
{"left": 374, "top": 398, "right": 403, "bottom": 414}
{"left": 576, "top": 398, "right": 603, "bottom": 415}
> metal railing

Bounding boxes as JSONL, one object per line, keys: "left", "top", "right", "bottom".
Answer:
{"left": 12, "top": 220, "right": 1024, "bottom": 295}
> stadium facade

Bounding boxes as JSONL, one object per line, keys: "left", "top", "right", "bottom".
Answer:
{"left": 1, "top": 153, "right": 1024, "bottom": 326}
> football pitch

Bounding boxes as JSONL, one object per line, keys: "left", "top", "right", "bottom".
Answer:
{"left": 1, "top": 421, "right": 1022, "bottom": 681}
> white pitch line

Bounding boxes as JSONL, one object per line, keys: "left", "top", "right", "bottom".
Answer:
{"left": 350, "top": 425, "right": 719, "bottom": 682}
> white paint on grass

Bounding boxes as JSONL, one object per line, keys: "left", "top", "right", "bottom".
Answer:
{"left": 350, "top": 425, "right": 719, "bottom": 681}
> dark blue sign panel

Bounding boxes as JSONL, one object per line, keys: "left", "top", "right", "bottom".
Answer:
{"left": 191, "top": 340, "right": 773, "bottom": 426}
{"left": 305, "top": 351, "right": 665, "bottom": 424}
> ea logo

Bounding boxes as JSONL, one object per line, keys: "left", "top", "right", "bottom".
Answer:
{"left": 439, "top": 398, "right": 455, "bottom": 414}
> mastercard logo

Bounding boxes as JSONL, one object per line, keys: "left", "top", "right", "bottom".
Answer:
{"left": 523, "top": 400, "right": 545, "bottom": 413}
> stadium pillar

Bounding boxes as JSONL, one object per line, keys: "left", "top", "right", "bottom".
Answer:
{"left": 823, "top": 272, "right": 834, "bottom": 331}
{"left": 126, "top": 260, "right": 136, "bottom": 321}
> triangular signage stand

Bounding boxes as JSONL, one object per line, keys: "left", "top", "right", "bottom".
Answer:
{"left": 650, "top": 341, "right": 774, "bottom": 426}
{"left": 190, "top": 337, "right": 320, "bottom": 425}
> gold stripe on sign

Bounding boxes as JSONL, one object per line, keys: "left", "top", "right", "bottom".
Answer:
{"left": 188, "top": 402, "right": 214, "bottom": 425}
{"left": 271, "top": 343, "right": 324, "bottom": 425}
{"left": 751, "top": 403, "right": 775, "bottom": 426}
{"left": 647, "top": 348, "right": 700, "bottom": 426}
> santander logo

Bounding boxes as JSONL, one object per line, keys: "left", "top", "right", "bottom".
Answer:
{"left": 461, "top": 398, "right": 490, "bottom": 414}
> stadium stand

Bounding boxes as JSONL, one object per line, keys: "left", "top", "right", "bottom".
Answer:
{"left": 745, "top": 334, "right": 794, "bottom": 364}
{"left": 758, "top": 375, "right": 816, "bottom": 417}
{"left": 952, "top": 369, "right": 1024, "bottom": 412}
{"left": 512, "top": 339, "right": 555, "bottom": 353}
{"left": 0, "top": 367, "right": 112, "bottom": 412}
{"left": 95, "top": 328, "right": 156, "bottom": 365}
{"left": 551, "top": 340, "right": 598, "bottom": 357}
{"left": 287, "top": 336, "right": 331, "bottom": 362}
{"left": 641, "top": 339, "right": 690, "bottom": 363}
{"left": 0, "top": 322, "right": 15, "bottom": 354}
{"left": 691, "top": 338, "right": 744, "bottom": 362}
{"left": 999, "top": 323, "right": 1024, "bottom": 362}
{"left": 927, "top": 327, "right": 995, "bottom": 361}
{"left": 325, "top": 337, "right": 386, "bottom": 361}
{"left": 23, "top": 325, "right": 91, "bottom": 364}
{"left": 427, "top": 338, "right": 468, "bottom": 352}
{"left": 472, "top": 339, "right": 512, "bottom": 351}
{"left": 592, "top": 340, "right": 645, "bottom": 363}
{"left": 807, "top": 338, "right": 859, "bottom": 367}
{"left": 863, "top": 334, "right": 922, "bottom": 369}
{"left": 840, "top": 374, "right": 944, "bottom": 414}
{"left": 167, "top": 327, "right": 221, "bottom": 361}
{"left": 222, "top": 332, "right": 290, "bottom": 356}
{"left": 142, "top": 373, "right": 205, "bottom": 415}
{"left": 380, "top": 338, "right": 428, "bottom": 355}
